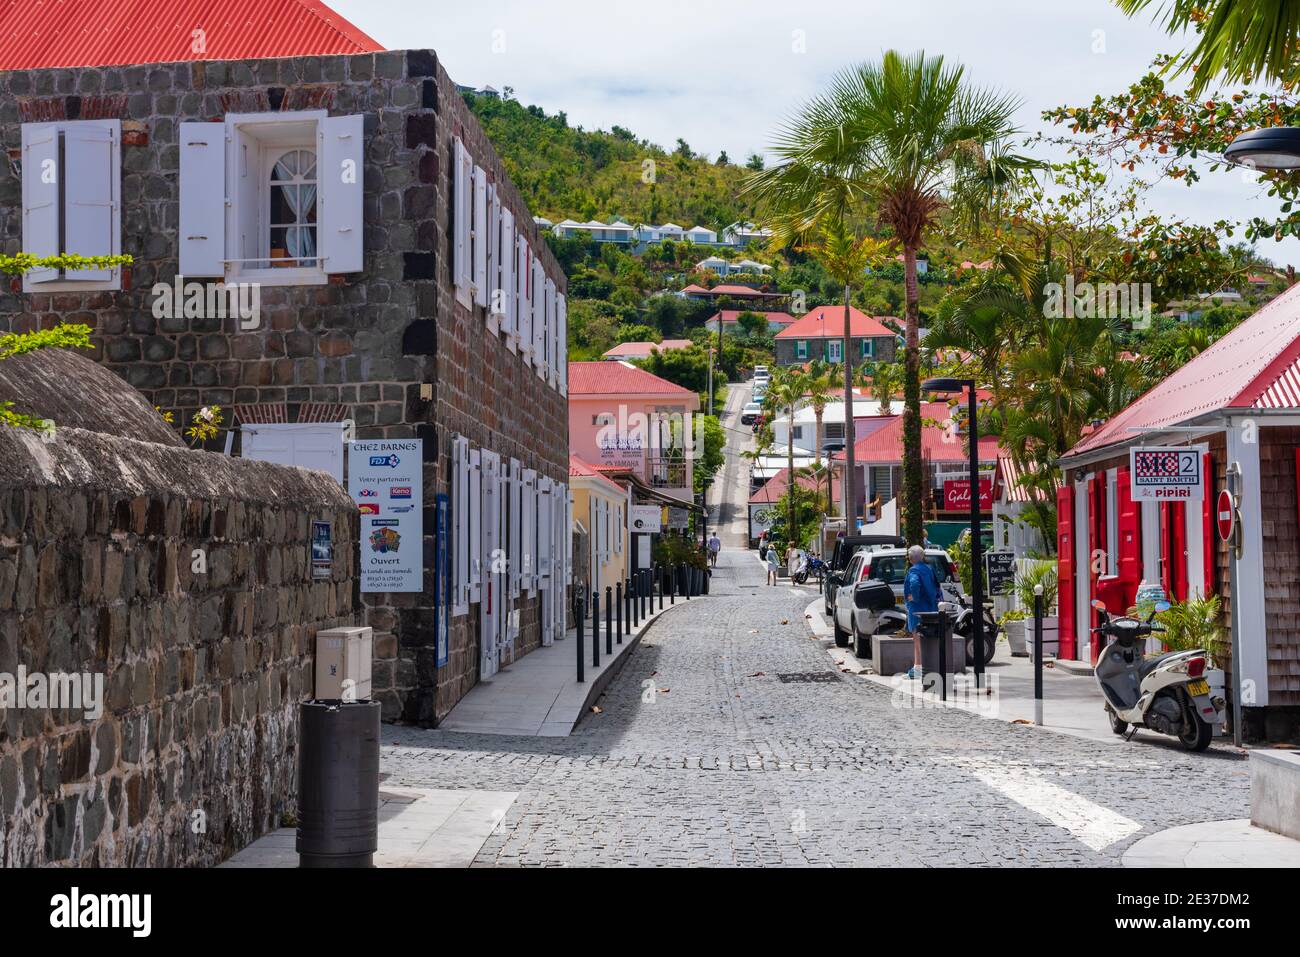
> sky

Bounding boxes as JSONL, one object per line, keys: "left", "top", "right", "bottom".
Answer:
{"left": 329, "top": 0, "right": 1299, "bottom": 265}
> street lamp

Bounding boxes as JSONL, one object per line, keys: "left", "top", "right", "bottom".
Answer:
{"left": 921, "top": 376, "right": 985, "bottom": 689}
{"left": 1224, "top": 127, "right": 1300, "bottom": 170}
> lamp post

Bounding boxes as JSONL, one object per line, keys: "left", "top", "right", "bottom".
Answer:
{"left": 922, "top": 376, "right": 984, "bottom": 689}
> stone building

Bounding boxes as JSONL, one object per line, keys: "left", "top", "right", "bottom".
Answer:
{"left": 0, "top": 5, "right": 571, "bottom": 724}
{"left": 772, "top": 306, "right": 898, "bottom": 367}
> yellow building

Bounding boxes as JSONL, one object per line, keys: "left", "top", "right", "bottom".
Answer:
{"left": 569, "top": 455, "right": 629, "bottom": 597}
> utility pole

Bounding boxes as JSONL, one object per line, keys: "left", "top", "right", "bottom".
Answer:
{"left": 841, "top": 283, "right": 856, "bottom": 531}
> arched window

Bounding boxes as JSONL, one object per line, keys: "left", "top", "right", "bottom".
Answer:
{"left": 269, "top": 148, "right": 317, "bottom": 268}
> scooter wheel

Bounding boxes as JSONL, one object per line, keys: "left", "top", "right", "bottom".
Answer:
{"left": 1179, "top": 711, "right": 1213, "bottom": 752}
{"left": 1107, "top": 708, "right": 1128, "bottom": 735}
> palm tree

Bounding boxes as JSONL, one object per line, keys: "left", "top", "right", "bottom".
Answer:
{"left": 1118, "top": 0, "right": 1300, "bottom": 94}
{"left": 865, "top": 360, "right": 904, "bottom": 415}
{"left": 803, "top": 358, "right": 839, "bottom": 514}
{"left": 745, "top": 50, "right": 1034, "bottom": 545}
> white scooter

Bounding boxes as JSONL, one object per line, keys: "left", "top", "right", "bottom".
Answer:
{"left": 1090, "top": 599, "right": 1224, "bottom": 752}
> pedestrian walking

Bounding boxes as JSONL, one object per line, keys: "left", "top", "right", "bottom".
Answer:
{"left": 707, "top": 533, "right": 721, "bottom": 567}
{"left": 765, "top": 542, "right": 780, "bottom": 586}
{"left": 903, "top": 544, "right": 940, "bottom": 680}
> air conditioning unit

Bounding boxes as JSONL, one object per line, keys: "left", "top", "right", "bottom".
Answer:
{"left": 314, "top": 626, "right": 373, "bottom": 702}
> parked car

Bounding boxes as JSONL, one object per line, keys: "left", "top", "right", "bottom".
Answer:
{"left": 856, "top": 545, "right": 958, "bottom": 605}
{"left": 740, "top": 402, "right": 763, "bottom": 426}
{"left": 820, "top": 440, "right": 845, "bottom": 457}
{"left": 822, "top": 534, "right": 905, "bottom": 615}
{"left": 831, "top": 553, "right": 907, "bottom": 655}
{"left": 753, "top": 366, "right": 769, "bottom": 381}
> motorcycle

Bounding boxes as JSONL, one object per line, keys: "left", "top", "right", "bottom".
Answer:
{"left": 940, "top": 582, "right": 999, "bottom": 667}
{"left": 1091, "top": 598, "right": 1223, "bottom": 752}
{"left": 792, "top": 555, "right": 826, "bottom": 585}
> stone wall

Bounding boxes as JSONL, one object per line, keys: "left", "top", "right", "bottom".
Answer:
{"left": 773, "top": 335, "right": 897, "bottom": 367}
{"left": 0, "top": 49, "right": 570, "bottom": 724}
{"left": 0, "top": 426, "right": 357, "bottom": 866}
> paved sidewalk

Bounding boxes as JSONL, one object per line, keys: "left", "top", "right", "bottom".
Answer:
{"left": 438, "top": 594, "right": 701, "bottom": 736}
{"left": 222, "top": 786, "right": 517, "bottom": 868}
{"left": 1122, "top": 819, "right": 1300, "bottom": 867}
{"left": 805, "top": 599, "right": 1239, "bottom": 750}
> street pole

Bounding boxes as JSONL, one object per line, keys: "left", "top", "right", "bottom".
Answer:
{"left": 841, "top": 283, "right": 857, "bottom": 531}
{"left": 1226, "top": 460, "right": 1245, "bottom": 748}
{"left": 1033, "top": 584, "right": 1044, "bottom": 725}
{"left": 968, "top": 383, "right": 985, "bottom": 691}
{"left": 707, "top": 345, "right": 714, "bottom": 418}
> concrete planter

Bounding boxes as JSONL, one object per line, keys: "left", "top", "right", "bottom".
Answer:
{"left": 1004, "top": 619, "right": 1028, "bottom": 657}
{"left": 1207, "top": 668, "right": 1228, "bottom": 736}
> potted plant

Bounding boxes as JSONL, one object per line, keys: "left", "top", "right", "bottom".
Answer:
{"left": 1154, "top": 595, "right": 1227, "bottom": 730}
{"left": 1014, "top": 560, "right": 1059, "bottom": 656}
{"left": 1000, "top": 608, "right": 1029, "bottom": 657}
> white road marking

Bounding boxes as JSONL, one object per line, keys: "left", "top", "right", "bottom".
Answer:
{"left": 964, "top": 760, "right": 1141, "bottom": 852}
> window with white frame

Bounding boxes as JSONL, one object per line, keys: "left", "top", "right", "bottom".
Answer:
{"left": 179, "top": 111, "right": 363, "bottom": 285}
{"left": 828, "top": 339, "right": 842, "bottom": 362}
{"left": 796, "top": 340, "right": 808, "bottom": 360}
{"left": 21, "top": 119, "right": 123, "bottom": 292}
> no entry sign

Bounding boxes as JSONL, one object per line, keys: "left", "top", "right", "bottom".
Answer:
{"left": 1129, "top": 446, "right": 1204, "bottom": 501}
{"left": 1216, "top": 488, "right": 1236, "bottom": 543}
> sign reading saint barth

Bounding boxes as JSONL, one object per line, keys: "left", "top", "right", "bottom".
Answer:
{"left": 349, "top": 439, "right": 424, "bottom": 592}
{"left": 1129, "top": 446, "right": 1203, "bottom": 501}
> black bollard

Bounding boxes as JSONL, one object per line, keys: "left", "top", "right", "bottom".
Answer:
{"left": 592, "top": 590, "right": 600, "bottom": 668}
{"left": 631, "top": 577, "right": 639, "bottom": 628}
{"left": 669, "top": 565, "right": 676, "bottom": 605}
{"left": 616, "top": 581, "right": 623, "bottom": 644}
{"left": 576, "top": 595, "right": 585, "bottom": 683}
{"left": 605, "top": 586, "right": 613, "bottom": 656}
{"left": 1034, "top": 587, "right": 1044, "bottom": 726}
{"left": 657, "top": 566, "right": 663, "bottom": 611}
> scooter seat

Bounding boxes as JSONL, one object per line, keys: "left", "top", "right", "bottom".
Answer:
{"left": 1137, "top": 651, "right": 1183, "bottom": 680}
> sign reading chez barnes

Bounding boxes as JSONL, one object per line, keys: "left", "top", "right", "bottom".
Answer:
{"left": 349, "top": 439, "right": 423, "bottom": 592}
{"left": 942, "top": 478, "right": 994, "bottom": 511}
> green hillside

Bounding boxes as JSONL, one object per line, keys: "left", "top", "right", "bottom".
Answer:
{"left": 465, "top": 91, "right": 760, "bottom": 230}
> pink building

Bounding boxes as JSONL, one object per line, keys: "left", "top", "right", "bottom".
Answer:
{"left": 568, "top": 361, "right": 701, "bottom": 502}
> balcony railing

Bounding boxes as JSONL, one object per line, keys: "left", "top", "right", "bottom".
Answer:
{"left": 647, "top": 456, "right": 690, "bottom": 489}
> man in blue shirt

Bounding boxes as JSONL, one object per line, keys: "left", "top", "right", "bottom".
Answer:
{"left": 903, "top": 545, "right": 940, "bottom": 679}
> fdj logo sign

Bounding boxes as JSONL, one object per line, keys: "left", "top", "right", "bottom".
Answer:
{"left": 369, "top": 454, "right": 401, "bottom": 468}
{"left": 1130, "top": 446, "right": 1204, "bottom": 502}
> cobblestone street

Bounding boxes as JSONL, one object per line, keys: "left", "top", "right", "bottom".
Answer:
{"left": 381, "top": 551, "right": 1250, "bottom": 866}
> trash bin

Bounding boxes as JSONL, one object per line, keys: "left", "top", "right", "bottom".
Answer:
{"left": 297, "top": 700, "right": 381, "bottom": 868}
{"left": 918, "top": 611, "right": 966, "bottom": 681}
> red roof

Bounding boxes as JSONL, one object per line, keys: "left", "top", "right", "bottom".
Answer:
{"left": 567, "top": 361, "right": 699, "bottom": 399}
{"left": 681, "top": 283, "right": 779, "bottom": 298}
{"left": 0, "top": 0, "right": 382, "bottom": 70}
{"left": 707, "top": 309, "right": 798, "bottom": 326}
{"left": 775, "top": 306, "right": 898, "bottom": 340}
{"left": 601, "top": 339, "right": 692, "bottom": 359}
{"left": 749, "top": 465, "right": 841, "bottom": 505}
{"left": 569, "top": 455, "right": 627, "bottom": 495}
{"left": 834, "top": 401, "right": 1001, "bottom": 465}
{"left": 1064, "top": 283, "right": 1300, "bottom": 460}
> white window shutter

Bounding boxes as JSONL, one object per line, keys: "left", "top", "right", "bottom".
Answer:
{"left": 20, "top": 123, "right": 60, "bottom": 283}
{"left": 62, "top": 121, "right": 118, "bottom": 282}
{"left": 472, "top": 166, "right": 488, "bottom": 307}
{"left": 453, "top": 138, "right": 471, "bottom": 304}
{"left": 179, "top": 122, "right": 226, "bottom": 277}
{"left": 545, "top": 277, "right": 558, "bottom": 387}
{"left": 486, "top": 186, "right": 501, "bottom": 333}
{"left": 479, "top": 450, "right": 500, "bottom": 679}
{"left": 522, "top": 469, "right": 536, "bottom": 594}
{"left": 453, "top": 435, "right": 470, "bottom": 617}
{"left": 557, "top": 294, "right": 568, "bottom": 395}
{"left": 532, "top": 260, "right": 547, "bottom": 378}
{"left": 518, "top": 244, "right": 533, "bottom": 365}
{"left": 498, "top": 205, "right": 514, "bottom": 339}
{"left": 510, "top": 234, "right": 526, "bottom": 354}
{"left": 319, "top": 114, "right": 364, "bottom": 274}
{"left": 469, "top": 448, "right": 482, "bottom": 603}
{"left": 509, "top": 459, "right": 522, "bottom": 598}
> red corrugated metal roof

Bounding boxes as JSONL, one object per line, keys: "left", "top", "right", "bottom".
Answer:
{"left": 707, "top": 309, "right": 798, "bottom": 326}
{"left": 567, "top": 361, "right": 699, "bottom": 399}
{"left": 774, "top": 306, "right": 898, "bottom": 340}
{"left": 1064, "top": 282, "right": 1300, "bottom": 460}
{"left": 568, "top": 455, "right": 626, "bottom": 495}
{"left": 833, "top": 401, "right": 1001, "bottom": 465}
{"left": 0, "top": 0, "right": 382, "bottom": 70}
{"left": 749, "top": 465, "right": 841, "bottom": 505}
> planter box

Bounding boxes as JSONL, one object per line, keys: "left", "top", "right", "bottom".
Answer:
{"left": 1024, "top": 615, "right": 1060, "bottom": 658}
{"left": 1250, "top": 750, "right": 1300, "bottom": 841}
{"left": 872, "top": 635, "right": 913, "bottom": 676}
{"left": 1004, "top": 619, "right": 1028, "bottom": 657}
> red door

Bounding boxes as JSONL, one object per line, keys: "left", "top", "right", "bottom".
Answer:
{"left": 1116, "top": 467, "right": 1141, "bottom": 588}
{"left": 1170, "top": 502, "right": 1189, "bottom": 601}
{"left": 1201, "top": 452, "right": 1215, "bottom": 595}
{"left": 1056, "top": 484, "right": 1075, "bottom": 662}
{"left": 1087, "top": 475, "right": 1108, "bottom": 662}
